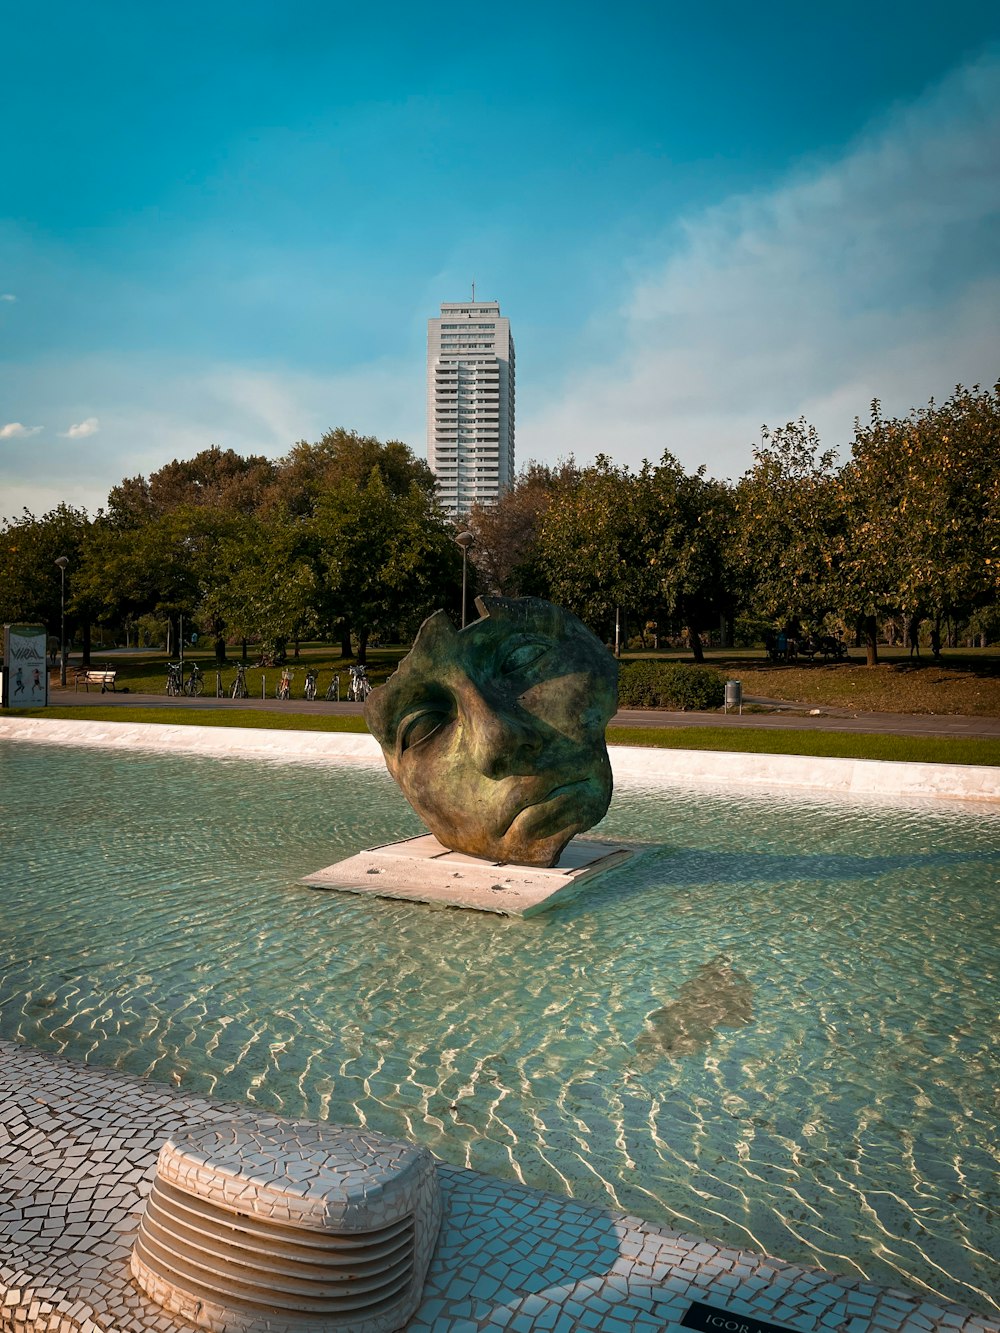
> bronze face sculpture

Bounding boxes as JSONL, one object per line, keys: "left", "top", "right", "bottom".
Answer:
{"left": 365, "top": 596, "right": 618, "bottom": 867}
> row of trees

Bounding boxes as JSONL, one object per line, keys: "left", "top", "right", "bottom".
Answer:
{"left": 2, "top": 384, "right": 997, "bottom": 668}
{"left": 1, "top": 430, "right": 463, "bottom": 666}
{"left": 466, "top": 383, "right": 999, "bottom": 665}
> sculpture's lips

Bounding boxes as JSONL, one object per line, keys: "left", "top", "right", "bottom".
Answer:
{"left": 503, "top": 778, "right": 592, "bottom": 834}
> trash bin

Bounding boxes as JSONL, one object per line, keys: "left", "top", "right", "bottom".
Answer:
{"left": 725, "top": 679, "right": 742, "bottom": 714}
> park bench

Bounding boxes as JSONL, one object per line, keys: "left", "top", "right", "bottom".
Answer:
{"left": 74, "top": 667, "right": 117, "bottom": 693}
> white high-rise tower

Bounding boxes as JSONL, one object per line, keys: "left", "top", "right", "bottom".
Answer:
{"left": 427, "top": 299, "right": 515, "bottom": 516}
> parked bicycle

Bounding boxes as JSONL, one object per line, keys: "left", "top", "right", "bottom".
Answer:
{"left": 324, "top": 672, "right": 341, "bottom": 702}
{"left": 165, "top": 662, "right": 184, "bottom": 696}
{"left": 303, "top": 667, "right": 318, "bottom": 701}
{"left": 231, "top": 663, "right": 249, "bottom": 699}
{"left": 276, "top": 665, "right": 293, "bottom": 700}
{"left": 347, "top": 663, "right": 371, "bottom": 702}
{"left": 184, "top": 662, "right": 204, "bottom": 696}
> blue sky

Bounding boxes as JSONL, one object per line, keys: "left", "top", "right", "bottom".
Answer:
{"left": 2, "top": 1, "right": 999, "bottom": 518}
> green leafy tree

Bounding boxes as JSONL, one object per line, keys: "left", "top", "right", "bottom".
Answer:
{"left": 537, "top": 457, "right": 661, "bottom": 647}
{"left": 313, "top": 468, "right": 459, "bottom": 662}
{"left": 0, "top": 504, "right": 94, "bottom": 660}
{"left": 73, "top": 508, "right": 207, "bottom": 655}
{"left": 204, "top": 515, "right": 318, "bottom": 663}
{"left": 731, "top": 419, "right": 848, "bottom": 646}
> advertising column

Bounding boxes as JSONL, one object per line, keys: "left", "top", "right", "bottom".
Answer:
{"left": 2, "top": 623, "right": 49, "bottom": 708}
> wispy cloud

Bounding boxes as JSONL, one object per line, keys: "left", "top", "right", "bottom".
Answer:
{"left": 61, "top": 417, "right": 100, "bottom": 438}
{"left": 0, "top": 353, "right": 423, "bottom": 518}
{"left": 0, "top": 293, "right": 16, "bottom": 302}
{"left": 0, "top": 422, "right": 42, "bottom": 438}
{"left": 520, "top": 52, "right": 1000, "bottom": 478}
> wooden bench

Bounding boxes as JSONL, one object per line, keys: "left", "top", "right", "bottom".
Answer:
{"left": 75, "top": 668, "right": 117, "bottom": 693}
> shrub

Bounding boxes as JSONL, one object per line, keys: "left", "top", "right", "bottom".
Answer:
{"left": 618, "top": 660, "right": 726, "bottom": 711}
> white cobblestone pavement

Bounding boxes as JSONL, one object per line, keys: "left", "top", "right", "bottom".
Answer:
{"left": 2, "top": 1040, "right": 996, "bottom": 1333}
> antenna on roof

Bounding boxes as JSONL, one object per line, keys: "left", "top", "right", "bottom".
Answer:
{"left": 471, "top": 279, "right": 475, "bottom": 302}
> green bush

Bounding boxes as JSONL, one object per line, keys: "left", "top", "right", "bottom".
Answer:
{"left": 618, "top": 660, "right": 726, "bottom": 711}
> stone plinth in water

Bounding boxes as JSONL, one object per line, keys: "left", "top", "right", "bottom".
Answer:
{"left": 301, "top": 834, "right": 635, "bottom": 916}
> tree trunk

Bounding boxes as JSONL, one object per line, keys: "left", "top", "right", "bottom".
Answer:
{"left": 241, "top": 638, "right": 248, "bottom": 662}
{"left": 294, "top": 639, "right": 300, "bottom": 658}
{"left": 340, "top": 625, "right": 352, "bottom": 659}
{"left": 687, "top": 626, "right": 705, "bottom": 663}
{"left": 357, "top": 628, "right": 368, "bottom": 666}
{"left": 214, "top": 636, "right": 227, "bottom": 665}
{"left": 81, "top": 620, "right": 92, "bottom": 668}
{"left": 863, "top": 615, "right": 879, "bottom": 667}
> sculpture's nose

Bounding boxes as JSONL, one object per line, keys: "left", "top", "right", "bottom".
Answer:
{"left": 460, "top": 680, "right": 543, "bottom": 778}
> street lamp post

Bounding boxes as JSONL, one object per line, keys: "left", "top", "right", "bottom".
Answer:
{"left": 54, "top": 556, "right": 69, "bottom": 686}
{"left": 454, "top": 531, "right": 475, "bottom": 629}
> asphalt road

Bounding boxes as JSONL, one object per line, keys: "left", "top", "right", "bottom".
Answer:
{"left": 43, "top": 686, "right": 1000, "bottom": 739}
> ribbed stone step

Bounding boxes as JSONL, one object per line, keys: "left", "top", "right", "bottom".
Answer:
{"left": 131, "top": 1116, "right": 441, "bottom": 1333}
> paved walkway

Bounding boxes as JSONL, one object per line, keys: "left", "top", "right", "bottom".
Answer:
{"left": 45, "top": 687, "right": 1000, "bottom": 740}
{"left": 2, "top": 1041, "right": 995, "bottom": 1333}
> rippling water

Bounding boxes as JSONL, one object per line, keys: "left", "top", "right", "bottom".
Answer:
{"left": 1, "top": 740, "right": 997, "bottom": 1314}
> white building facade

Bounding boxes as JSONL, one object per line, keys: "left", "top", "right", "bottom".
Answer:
{"left": 427, "top": 301, "right": 515, "bottom": 516}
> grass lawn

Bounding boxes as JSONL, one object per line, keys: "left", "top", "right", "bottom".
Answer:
{"left": 24, "top": 706, "right": 372, "bottom": 733}
{"left": 728, "top": 662, "right": 1000, "bottom": 716}
{"left": 14, "top": 706, "right": 1000, "bottom": 766}
{"left": 607, "top": 725, "right": 1000, "bottom": 766}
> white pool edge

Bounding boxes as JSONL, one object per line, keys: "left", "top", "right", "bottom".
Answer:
{"left": 1, "top": 714, "right": 997, "bottom": 803}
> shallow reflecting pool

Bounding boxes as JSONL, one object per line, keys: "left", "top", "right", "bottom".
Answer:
{"left": 1, "top": 740, "right": 997, "bottom": 1314}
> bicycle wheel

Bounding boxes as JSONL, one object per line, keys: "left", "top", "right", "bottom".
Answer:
{"left": 191, "top": 678, "right": 204, "bottom": 696}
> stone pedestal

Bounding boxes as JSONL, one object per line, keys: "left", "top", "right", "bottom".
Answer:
{"left": 301, "top": 834, "right": 635, "bottom": 916}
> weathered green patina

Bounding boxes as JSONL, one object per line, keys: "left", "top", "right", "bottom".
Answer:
{"left": 365, "top": 596, "right": 618, "bottom": 867}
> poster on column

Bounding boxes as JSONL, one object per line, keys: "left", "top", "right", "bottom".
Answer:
{"left": 2, "top": 624, "right": 49, "bottom": 708}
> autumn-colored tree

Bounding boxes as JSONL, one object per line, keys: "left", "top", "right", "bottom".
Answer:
{"left": 466, "top": 460, "right": 579, "bottom": 597}
{"left": 842, "top": 384, "right": 1000, "bottom": 656}
{"left": 259, "top": 429, "right": 436, "bottom": 521}
{"left": 107, "top": 446, "right": 277, "bottom": 527}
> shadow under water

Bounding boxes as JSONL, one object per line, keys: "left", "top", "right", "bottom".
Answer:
{"left": 636, "top": 953, "right": 754, "bottom": 1061}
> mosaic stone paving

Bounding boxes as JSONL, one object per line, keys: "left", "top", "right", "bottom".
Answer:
{"left": 1, "top": 1040, "right": 996, "bottom": 1333}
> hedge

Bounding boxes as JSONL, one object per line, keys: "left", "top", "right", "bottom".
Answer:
{"left": 618, "top": 660, "right": 726, "bottom": 711}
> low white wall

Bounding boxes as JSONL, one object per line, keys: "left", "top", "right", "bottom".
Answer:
{"left": 1, "top": 715, "right": 997, "bottom": 803}
{"left": 0, "top": 716, "right": 383, "bottom": 763}
{"left": 610, "top": 744, "right": 1000, "bottom": 803}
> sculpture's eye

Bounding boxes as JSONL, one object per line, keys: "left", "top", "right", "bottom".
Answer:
{"left": 400, "top": 708, "right": 450, "bottom": 753}
{"left": 498, "top": 639, "right": 549, "bottom": 676}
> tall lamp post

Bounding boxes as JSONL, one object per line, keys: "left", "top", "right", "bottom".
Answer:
{"left": 54, "top": 556, "right": 69, "bottom": 686}
{"left": 454, "top": 531, "right": 475, "bottom": 629}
